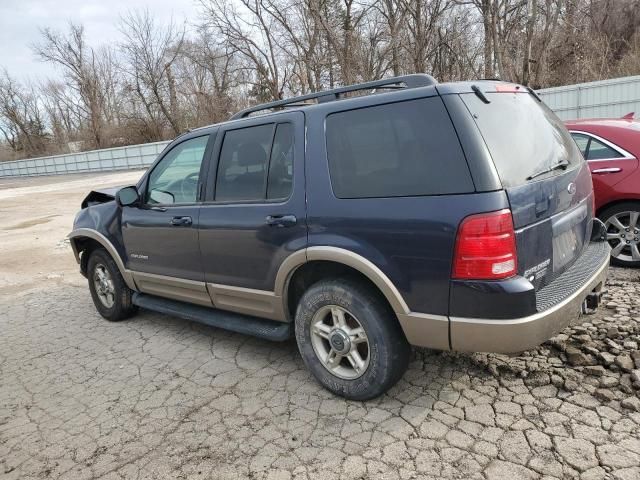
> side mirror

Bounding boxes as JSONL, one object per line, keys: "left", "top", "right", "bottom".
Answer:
{"left": 116, "top": 186, "right": 140, "bottom": 207}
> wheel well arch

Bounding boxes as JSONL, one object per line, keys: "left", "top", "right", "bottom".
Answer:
{"left": 73, "top": 237, "right": 103, "bottom": 276}
{"left": 285, "top": 261, "right": 396, "bottom": 320}
{"left": 596, "top": 198, "right": 640, "bottom": 219}
{"left": 68, "top": 229, "right": 137, "bottom": 290}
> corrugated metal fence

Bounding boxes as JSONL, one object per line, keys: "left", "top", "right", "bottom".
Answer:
{"left": 3, "top": 75, "right": 640, "bottom": 178}
{"left": 0, "top": 140, "right": 170, "bottom": 178}
{"left": 538, "top": 75, "right": 640, "bottom": 120}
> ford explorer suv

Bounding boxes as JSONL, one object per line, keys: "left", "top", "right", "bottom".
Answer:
{"left": 70, "top": 75, "right": 610, "bottom": 400}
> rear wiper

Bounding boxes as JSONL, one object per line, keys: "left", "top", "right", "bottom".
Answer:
{"left": 471, "top": 85, "right": 490, "bottom": 104}
{"left": 527, "top": 86, "right": 542, "bottom": 102}
{"left": 526, "top": 161, "right": 569, "bottom": 181}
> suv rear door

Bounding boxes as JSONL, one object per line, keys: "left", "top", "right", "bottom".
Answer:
{"left": 198, "top": 112, "right": 306, "bottom": 319}
{"left": 458, "top": 87, "right": 593, "bottom": 290}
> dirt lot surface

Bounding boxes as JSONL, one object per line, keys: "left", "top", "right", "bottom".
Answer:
{"left": 1, "top": 173, "right": 640, "bottom": 480}
{"left": 0, "top": 171, "right": 143, "bottom": 299}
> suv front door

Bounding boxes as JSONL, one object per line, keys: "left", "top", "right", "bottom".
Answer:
{"left": 122, "top": 134, "right": 214, "bottom": 304}
{"left": 199, "top": 112, "right": 306, "bottom": 320}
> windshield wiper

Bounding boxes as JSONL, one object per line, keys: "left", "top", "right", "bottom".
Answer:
{"left": 526, "top": 160, "right": 570, "bottom": 181}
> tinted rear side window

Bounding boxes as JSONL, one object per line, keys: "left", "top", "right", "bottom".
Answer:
{"left": 586, "top": 138, "right": 623, "bottom": 160}
{"left": 461, "top": 92, "right": 583, "bottom": 187}
{"left": 215, "top": 124, "right": 273, "bottom": 201}
{"left": 325, "top": 97, "right": 474, "bottom": 198}
{"left": 571, "top": 133, "right": 590, "bottom": 158}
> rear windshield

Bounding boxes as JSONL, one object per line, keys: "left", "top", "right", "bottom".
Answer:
{"left": 461, "top": 92, "right": 583, "bottom": 187}
{"left": 325, "top": 97, "right": 474, "bottom": 198}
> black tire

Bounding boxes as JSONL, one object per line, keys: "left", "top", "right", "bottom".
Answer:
{"left": 87, "top": 248, "right": 138, "bottom": 321}
{"left": 599, "top": 202, "right": 640, "bottom": 268}
{"left": 295, "top": 278, "right": 411, "bottom": 401}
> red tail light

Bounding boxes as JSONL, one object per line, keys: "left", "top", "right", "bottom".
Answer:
{"left": 452, "top": 209, "right": 518, "bottom": 280}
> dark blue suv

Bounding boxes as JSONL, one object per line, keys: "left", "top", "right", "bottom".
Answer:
{"left": 70, "top": 75, "right": 610, "bottom": 400}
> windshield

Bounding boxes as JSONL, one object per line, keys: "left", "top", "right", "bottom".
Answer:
{"left": 461, "top": 92, "right": 584, "bottom": 187}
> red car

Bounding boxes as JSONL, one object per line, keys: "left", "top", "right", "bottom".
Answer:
{"left": 566, "top": 114, "right": 640, "bottom": 267}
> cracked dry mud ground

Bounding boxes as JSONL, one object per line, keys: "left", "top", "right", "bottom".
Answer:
{"left": 1, "top": 267, "right": 639, "bottom": 480}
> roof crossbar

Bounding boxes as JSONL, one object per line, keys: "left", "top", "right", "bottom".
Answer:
{"left": 230, "top": 74, "right": 437, "bottom": 120}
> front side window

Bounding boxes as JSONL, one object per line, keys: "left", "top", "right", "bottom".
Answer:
{"left": 325, "top": 98, "right": 474, "bottom": 198}
{"left": 215, "top": 123, "right": 294, "bottom": 202}
{"left": 146, "top": 135, "right": 209, "bottom": 204}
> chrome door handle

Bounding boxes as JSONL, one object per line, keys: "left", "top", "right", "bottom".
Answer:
{"left": 170, "top": 216, "right": 192, "bottom": 226}
{"left": 592, "top": 167, "right": 622, "bottom": 174}
{"left": 265, "top": 214, "right": 297, "bottom": 227}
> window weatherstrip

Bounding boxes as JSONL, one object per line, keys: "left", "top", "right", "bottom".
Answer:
{"left": 569, "top": 130, "right": 636, "bottom": 161}
{"left": 263, "top": 124, "right": 278, "bottom": 199}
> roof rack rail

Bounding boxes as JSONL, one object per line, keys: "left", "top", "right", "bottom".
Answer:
{"left": 230, "top": 74, "right": 437, "bottom": 120}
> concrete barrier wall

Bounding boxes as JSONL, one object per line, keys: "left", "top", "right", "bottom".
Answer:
{"left": 0, "top": 140, "right": 170, "bottom": 178}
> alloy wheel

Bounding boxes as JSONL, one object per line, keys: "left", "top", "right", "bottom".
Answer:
{"left": 93, "top": 264, "right": 115, "bottom": 308}
{"left": 605, "top": 210, "right": 640, "bottom": 263}
{"left": 310, "top": 305, "right": 370, "bottom": 380}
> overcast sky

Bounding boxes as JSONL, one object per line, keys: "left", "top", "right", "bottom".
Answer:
{"left": 0, "top": 0, "right": 201, "bottom": 82}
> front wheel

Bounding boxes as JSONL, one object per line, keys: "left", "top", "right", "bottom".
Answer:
{"left": 600, "top": 202, "right": 640, "bottom": 268}
{"left": 87, "top": 248, "right": 138, "bottom": 321}
{"left": 295, "top": 279, "right": 410, "bottom": 400}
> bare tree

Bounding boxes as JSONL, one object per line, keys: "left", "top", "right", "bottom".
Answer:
{"left": 200, "top": 0, "right": 290, "bottom": 101}
{"left": 178, "top": 31, "right": 241, "bottom": 125}
{"left": 0, "top": 71, "right": 49, "bottom": 157}
{"left": 119, "top": 9, "right": 186, "bottom": 137}
{"left": 3, "top": 0, "right": 640, "bottom": 162}
{"left": 32, "top": 23, "right": 110, "bottom": 148}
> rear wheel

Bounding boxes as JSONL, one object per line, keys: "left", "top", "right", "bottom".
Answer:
{"left": 87, "top": 248, "right": 138, "bottom": 321}
{"left": 295, "top": 279, "right": 410, "bottom": 400}
{"left": 599, "top": 202, "right": 640, "bottom": 268}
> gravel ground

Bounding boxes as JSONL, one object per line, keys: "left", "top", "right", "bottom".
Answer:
{"left": 1, "top": 265, "right": 639, "bottom": 480}
{"left": 1, "top": 173, "right": 640, "bottom": 480}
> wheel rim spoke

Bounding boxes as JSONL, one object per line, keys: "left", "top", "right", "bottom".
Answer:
{"left": 331, "top": 307, "right": 346, "bottom": 328}
{"left": 612, "top": 242, "right": 625, "bottom": 257}
{"left": 349, "top": 327, "right": 367, "bottom": 344}
{"left": 609, "top": 216, "right": 626, "bottom": 232}
{"left": 631, "top": 244, "right": 640, "bottom": 261}
{"left": 326, "top": 349, "right": 341, "bottom": 369}
{"left": 607, "top": 233, "right": 620, "bottom": 240}
{"left": 629, "top": 211, "right": 639, "bottom": 229}
{"left": 312, "top": 323, "right": 331, "bottom": 340}
{"left": 346, "top": 350, "right": 365, "bottom": 373}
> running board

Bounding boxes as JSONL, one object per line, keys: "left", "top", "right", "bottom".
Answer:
{"left": 132, "top": 293, "right": 292, "bottom": 342}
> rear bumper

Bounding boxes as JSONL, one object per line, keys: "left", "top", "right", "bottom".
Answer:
{"left": 449, "top": 240, "right": 610, "bottom": 353}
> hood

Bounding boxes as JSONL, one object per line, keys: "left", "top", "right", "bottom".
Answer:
{"left": 81, "top": 186, "right": 123, "bottom": 209}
